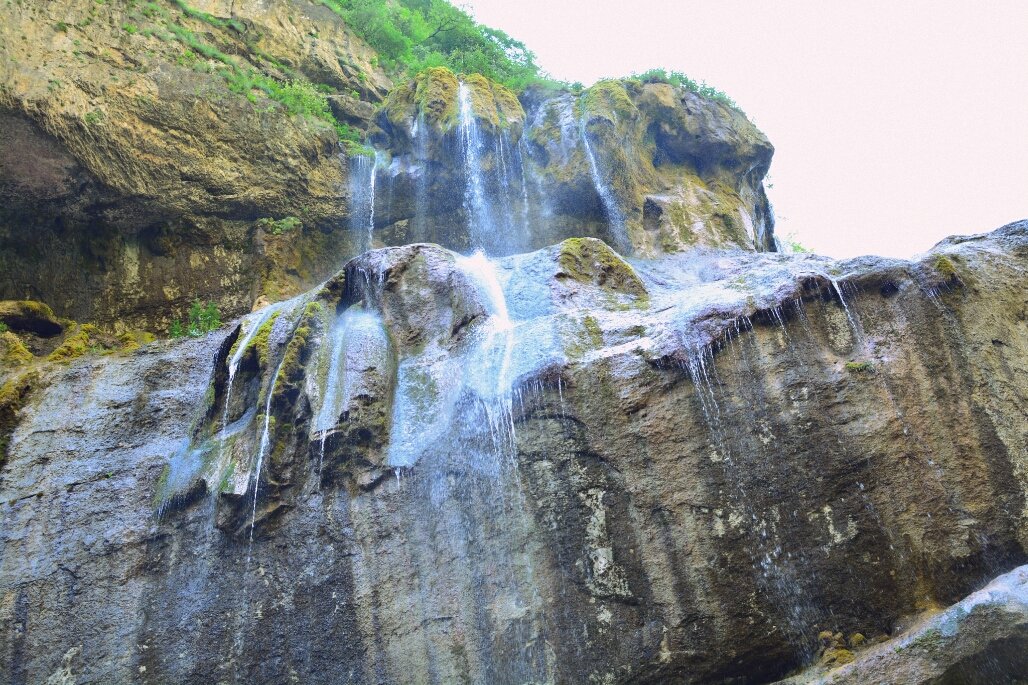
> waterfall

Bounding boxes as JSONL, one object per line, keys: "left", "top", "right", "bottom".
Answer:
{"left": 828, "top": 277, "right": 861, "bottom": 338}
{"left": 315, "top": 306, "right": 388, "bottom": 437}
{"left": 579, "top": 116, "right": 630, "bottom": 253}
{"left": 458, "top": 81, "right": 495, "bottom": 250}
{"left": 218, "top": 303, "right": 285, "bottom": 462}
{"left": 250, "top": 356, "right": 286, "bottom": 541}
{"left": 349, "top": 150, "right": 380, "bottom": 252}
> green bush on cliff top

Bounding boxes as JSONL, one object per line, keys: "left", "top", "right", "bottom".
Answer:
{"left": 633, "top": 68, "right": 738, "bottom": 108}
{"left": 319, "top": 0, "right": 547, "bottom": 90}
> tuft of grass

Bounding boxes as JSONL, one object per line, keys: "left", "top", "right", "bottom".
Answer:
{"left": 845, "top": 361, "right": 874, "bottom": 374}
{"left": 172, "top": 0, "right": 245, "bottom": 32}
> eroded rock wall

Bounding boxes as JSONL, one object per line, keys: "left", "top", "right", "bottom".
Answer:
{"left": 0, "top": 0, "right": 390, "bottom": 329}
{"left": 1, "top": 222, "right": 1025, "bottom": 683}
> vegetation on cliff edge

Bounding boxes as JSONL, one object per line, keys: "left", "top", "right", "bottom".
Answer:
{"left": 319, "top": 0, "right": 546, "bottom": 90}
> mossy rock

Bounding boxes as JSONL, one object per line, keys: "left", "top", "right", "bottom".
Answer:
{"left": 46, "top": 323, "right": 148, "bottom": 361}
{"left": 0, "top": 370, "right": 40, "bottom": 463}
{"left": 461, "top": 73, "right": 524, "bottom": 131}
{"left": 821, "top": 647, "right": 856, "bottom": 666}
{"left": 0, "top": 300, "right": 63, "bottom": 337}
{"left": 248, "top": 313, "right": 281, "bottom": 367}
{"left": 932, "top": 254, "right": 961, "bottom": 282}
{"left": 1, "top": 331, "right": 34, "bottom": 367}
{"left": 382, "top": 67, "right": 524, "bottom": 136}
{"left": 384, "top": 66, "right": 460, "bottom": 134}
{"left": 48, "top": 324, "right": 103, "bottom": 362}
{"left": 580, "top": 80, "right": 638, "bottom": 125}
{"left": 556, "top": 238, "right": 647, "bottom": 297}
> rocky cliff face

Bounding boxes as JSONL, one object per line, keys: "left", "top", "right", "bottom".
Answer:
{"left": 1, "top": 0, "right": 390, "bottom": 329}
{"left": 371, "top": 71, "right": 774, "bottom": 257}
{"left": 2, "top": 221, "right": 1025, "bottom": 683}
{"left": 4, "top": 3, "right": 1025, "bottom": 683}
{"left": 1, "top": 1, "right": 775, "bottom": 331}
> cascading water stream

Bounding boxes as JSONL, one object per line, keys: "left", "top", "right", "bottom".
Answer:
{"left": 313, "top": 307, "right": 388, "bottom": 471}
{"left": 578, "top": 116, "right": 629, "bottom": 253}
{"left": 349, "top": 151, "right": 380, "bottom": 251}
{"left": 218, "top": 303, "right": 284, "bottom": 463}
{"left": 250, "top": 354, "right": 287, "bottom": 543}
{"left": 458, "top": 81, "right": 495, "bottom": 249}
{"left": 828, "top": 277, "right": 860, "bottom": 337}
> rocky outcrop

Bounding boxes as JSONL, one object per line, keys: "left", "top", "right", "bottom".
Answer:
{"left": 1, "top": 2, "right": 775, "bottom": 332}
{"left": 371, "top": 72, "right": 775, "bottom": 257}
{"left": 1, "top": 221, "right": 1025, "bottom": 683}
{"left": 0, "top": 0, "right": 390, "bottom": 329}
{"left": 779, "top": 564, "right": 1028, "bottom": 684}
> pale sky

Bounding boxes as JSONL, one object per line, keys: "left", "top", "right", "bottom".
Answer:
{"left": 464, "top": 0, "right": 1028, "bottom": 258}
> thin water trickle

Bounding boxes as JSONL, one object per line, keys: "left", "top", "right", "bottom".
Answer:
{"left": 250, "top": 353, "right": 287, "bottom": 543}
{"left": 218, "top": 304, "right": 284, "bottom": 464}
{"left": 579, "top": 115, "right": 628, "bottom": 253}
{"left": 828, "top": 277, "right": 860, "bottom": 337}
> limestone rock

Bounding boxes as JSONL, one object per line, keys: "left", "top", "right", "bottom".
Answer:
{"left": 777, "top": 565, "right": 1028, "bottom": 684}
{"left": 0, "top": 301, "right": 62, "bottom": 336}
{"left": 371, "top": 75, "right": 776, "bottom": 257}
{"left": 0, "top": 0, "right": 390, "bottom": 328}
{"left": 1, "top": 221, "right": 1026, "bottom": 683}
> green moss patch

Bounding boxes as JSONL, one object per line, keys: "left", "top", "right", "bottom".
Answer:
{"left": 580, "top": 80, "right": 637, "bottom": 124}
{"left": 1, "top": 332, "right": 34, "bottom": 367}
{"left": 556, "top": 238, "right": 647, "bottom": 297}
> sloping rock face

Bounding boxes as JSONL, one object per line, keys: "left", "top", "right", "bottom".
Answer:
{"left": 372, "top": 72, "right": 775, "bottom": 257}
{"left": 778, "top": 564, "right": 1028, "bottom": 684}
{"left": 0, "top": 0, "right": 390, "bottom": 329}
{"left": 1, "top": 221, "right": 1026, "bottom": 683}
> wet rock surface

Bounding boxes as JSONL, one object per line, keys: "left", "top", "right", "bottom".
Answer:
{"left": 1, "top": 221, "right": 1026, "bottom": 683}
{"left": 777, "top": 564, "right": 1028, "bottom": 684}
{"left": 373, "top": 75, "right": 776, "bottom": 258}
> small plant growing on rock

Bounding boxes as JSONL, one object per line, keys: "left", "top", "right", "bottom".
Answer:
{"left": 845, "top": 361, "right": 874, "bottom": 374}
{"left": 0, "top": 322, "right": 8, "bottom": 334}
{"left": 169, "top": 301, "right": 221, "bottom": 338}
{"left": 256, "top": 216, "right": 301, "bottom": 235}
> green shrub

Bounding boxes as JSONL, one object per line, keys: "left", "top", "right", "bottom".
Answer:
{"left": 122, "top": 23, "right": 139, "bottom": 34}
{"left": 318, "top": 0, "right": 548, "bottom": 90}
{"left": 0, "top": 322, "right": 8, "bottom": 334}
{"left": 783, "top": 232, "right": 811, "bottom": 253}
{"left": 633, "top": 68, "right": 738, "bottom": 108}
{"left": 169, "top": 301, "right": 221, "bottom": 338}
{"left": 256, "top": 216, "right": 302, "bottom": 235}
